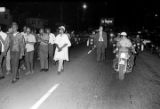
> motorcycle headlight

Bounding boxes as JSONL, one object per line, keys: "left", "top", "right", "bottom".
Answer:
{"left": 120, "top": 53, "right": 127, "bottom": 58}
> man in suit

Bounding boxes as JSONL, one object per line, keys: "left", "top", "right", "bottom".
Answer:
{"left": 10, "top": 22, "right": 24, "bottom": 83}
{"left": 94, "top": 26, "right": 107, "bottom": 62}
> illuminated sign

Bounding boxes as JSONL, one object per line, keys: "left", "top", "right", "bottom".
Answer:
{"left": 101, "top": 18, "right": 114, "bottom": 25}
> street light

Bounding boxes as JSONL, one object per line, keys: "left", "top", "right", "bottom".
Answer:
{"left": 155, "top": 14, "right": 158, "bottom": 17}
{"left": 82, "top": 3, "right": 87, "bottom": 10}
{"left": 0, "top": 7, "right": 6, "bottom": 12}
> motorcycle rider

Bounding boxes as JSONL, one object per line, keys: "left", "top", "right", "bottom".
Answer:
{"left": 113, "top": 32, "right": 136, "bottom": 72}
{"left": 135, "top": 34, "right": 141, "bottom": 43}
{"left": 134, "top": 33, "right": 144, "bottom": 52}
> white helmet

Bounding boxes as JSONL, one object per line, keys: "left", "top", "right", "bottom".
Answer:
{"left": 59, "top": 26, "right": 65, "bottom": 31}
{"left": 120, "top": 32, "right": 127, "bottom": 36}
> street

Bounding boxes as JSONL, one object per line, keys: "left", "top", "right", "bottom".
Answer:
{"left": 0, "top": 44, "right": 160, "bottom": 109}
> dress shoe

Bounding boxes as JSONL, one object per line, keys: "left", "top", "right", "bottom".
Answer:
{"left": 57, "top": 71, "right": 61, "bottom": 75}
{"left": 12, "top": 79, "right": 17, "bottom": 83}
{"left": 44, "top": 69, "right": 48, "bottom": 72}
{"left": 61, "top": 69, "right": 64, "bottom": 72}
{"left": 31, "top": 70, "right": 34, "bottom": 74}
{"left": 6, "top": 71, "right": 11, "bottom": 75}
{"left": 16, "top": 77, "right": 20, "bottom": 80}
{"left": 25, "top": 71, "right": 31, "bottom": 75}
{"left": 40, "top": 69, "right": 44, "bottom": 72}
{"left": 0, "top": 76, "right": 5, "bottom": 80}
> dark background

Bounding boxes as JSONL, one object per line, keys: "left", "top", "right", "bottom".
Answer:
{"left": 1, "top": 0, "right": 160, "bottom": 31}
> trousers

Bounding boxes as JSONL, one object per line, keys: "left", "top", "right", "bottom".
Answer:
{"left": 0, "top": 52, "right": 5, "bottom": 76}
{"left": 96, "top": 42, "right": 106, "bottom": 61}
{"left": 39, "top": 45, "right": 48, "bottom": 69}
{"left": 25, "top": 51, "right": 34, "bottom": 72}
{"left": 6, "top": 49, "right": 11, "bottom": 71}
{"left": 10, "top": 51, "right": 20, "bottom": 80}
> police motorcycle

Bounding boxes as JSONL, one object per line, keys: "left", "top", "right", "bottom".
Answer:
{"left": 157, "top": 47, "right": 160, "bottom": 57}
{"left": 150, "top": 43, "right": 156, "bottom": 54}
{"left": 133, "top": 36, "right": 144, "bottom": 55}
{"left": 155, "top": 46, "right": 160, "bottom": 57}
{"left": 113, "top": 32, "right": 136, "bottom": 80}
{"left": 152, "top": 43, "right": 160, "bottom": 57}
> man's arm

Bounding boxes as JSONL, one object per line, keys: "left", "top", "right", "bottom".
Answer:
{"left": 19, "top": 34, "right": 25, "bottom": 58}
{"left": 104, "top": 32, "right": 107, "bottom": 48}
{"left": 0, "top": 35, "right": 5, "bottom": 45}
{"left": 4, "top": 35, "right": 10, "bottom": 52}
{"left": 60, "top": 44, "right": 68, "bottom": 49}
{"left": 39, "top": 37, "right": 49, "bottom": 44}
{"left": 93, "top": 34, "right": 97, "bottom": 46}
{"left": 54, "top": 43, "right": 61, "bottom": 51}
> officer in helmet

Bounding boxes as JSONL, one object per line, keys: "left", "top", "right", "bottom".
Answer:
{"left": 117, "top": 32, "right": 132, "bottom": 48}
{"left": 113, "top": 32, "right": 135, "bottom": 72}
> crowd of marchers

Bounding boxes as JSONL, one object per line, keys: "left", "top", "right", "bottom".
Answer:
{"left": 0, "top": 22, "right": 71, "bottom": 83}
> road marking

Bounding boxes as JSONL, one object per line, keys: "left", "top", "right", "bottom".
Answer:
{"left": 30, "top": 83, "right": 60, "bottom": 109}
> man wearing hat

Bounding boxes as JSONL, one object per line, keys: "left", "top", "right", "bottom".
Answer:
{"left": 54, "top": 26, "right": 71, "bottom": 74}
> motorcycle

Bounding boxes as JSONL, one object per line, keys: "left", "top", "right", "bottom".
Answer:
{"left": 151, "top": 44, "right": 156, "bottom": 54}
{"left": 155, "top": 46, "right": 160, "bottom": 57}
{"left": 132, "top": 41, "right": 144, "bottom": 55}
{"left": 135, "top": 42, "right": 141, "bottom": 54}
{"left": 113, "top": 48, "right": 134, "bottom": 80}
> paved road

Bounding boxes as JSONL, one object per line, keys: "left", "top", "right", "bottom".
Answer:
{"left": 0, "top": 44, "right": 160, "bottom": 109}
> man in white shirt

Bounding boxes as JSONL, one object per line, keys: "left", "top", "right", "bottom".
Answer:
{"left": 24, "top": 27, "right": 36, "bottom": 75}
{"left": 0, "top": 25, "right": 8, "bottom": 79}
{"left": 46, "top": 28, "right": 56, "bottom": 64}
{"left": 21, "top": 26, "right": 27, "bottom": 37}
{"left": 54, "top": 26, "right": 71, "bottom": 74}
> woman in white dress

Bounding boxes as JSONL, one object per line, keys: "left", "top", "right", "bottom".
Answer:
{"left": 54, "top": 26, "right": 71, "bottom": 74}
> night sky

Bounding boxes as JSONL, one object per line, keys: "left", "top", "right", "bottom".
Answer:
{"left": 1, "top": 0, "right": 160, "bottom": 31}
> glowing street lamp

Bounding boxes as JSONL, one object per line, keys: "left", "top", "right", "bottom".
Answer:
{"left": 155, "top": 14, "right": 158, "bottom": 17}
{"left": 0, "top": 7, "right": 6, "bottom": 12}
{"left": 82, "top": 3, "right": 87, "bottom": 10}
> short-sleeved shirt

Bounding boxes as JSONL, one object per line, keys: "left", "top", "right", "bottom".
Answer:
{"left": 25, "top": 34, "right": 36, "bottom": 52}
{"left": 0, "top": 31, "right": 7, "bottom": 52}
{"left": 118, "top": 37, "right": 132, "bottom": 48}
{"left": 49, "top": 33, "right": 56, "bottom": 44}
{"left": 54, "top": 33, "right": 71, "bottom": 61}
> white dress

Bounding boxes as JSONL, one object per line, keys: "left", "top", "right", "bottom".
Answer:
{"left": 54, "top": 34, "right": 71, "bottom": 61}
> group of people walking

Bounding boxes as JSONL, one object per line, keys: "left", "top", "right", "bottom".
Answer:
{"left": 0, "top": 22, "right": 71, "bottom": 83}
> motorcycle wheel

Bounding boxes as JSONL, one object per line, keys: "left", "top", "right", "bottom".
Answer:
{"left": 119, "top": 64, "right": 125, "bottom": 80}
